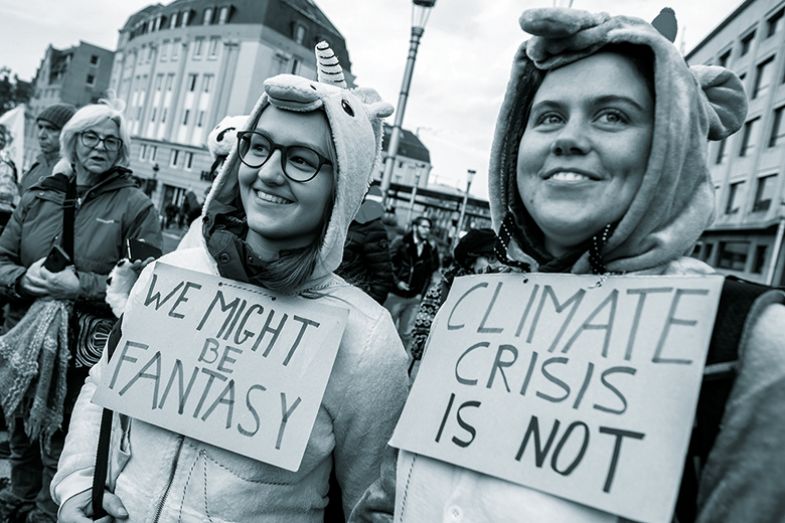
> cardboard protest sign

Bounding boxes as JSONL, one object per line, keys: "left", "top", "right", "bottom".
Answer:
{"left": 391, "top": 273, "right": 723, "bottom": 523}
{"left": 93, "top": 262, "right": 348, "bottom": 472}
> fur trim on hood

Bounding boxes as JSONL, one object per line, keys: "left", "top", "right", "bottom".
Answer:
{"left": 201, "top": 41, "right": 393, "bottom": 290}
{"left": 489, "top": 7, "right": 747, "bottom": 274}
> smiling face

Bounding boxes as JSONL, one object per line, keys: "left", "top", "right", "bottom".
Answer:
{"left": 74, "top": 118, "right": 121, "bottom": 174}
{"left": 238, "top": 105, "right": 334, "bottom": 258}
{"left": 516, "top": 52, "right": 654, "bottom": 257}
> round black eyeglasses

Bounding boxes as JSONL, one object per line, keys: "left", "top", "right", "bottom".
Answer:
{"left": 237, "top": 131, "right": 332, "bottom": 183}
{"left": 79, "top": 131, "right": 122, "bottom": 153}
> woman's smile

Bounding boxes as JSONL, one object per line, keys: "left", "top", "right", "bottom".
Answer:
{"left": 252, "top": 188, "right": 293, "bottom": 205}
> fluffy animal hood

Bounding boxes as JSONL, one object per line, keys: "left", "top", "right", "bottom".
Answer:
{"left": 202, "top": 42, "right": 393, "bottom": 288}
{"left": 489, "top": 8, "right": 748, "bottom": 273}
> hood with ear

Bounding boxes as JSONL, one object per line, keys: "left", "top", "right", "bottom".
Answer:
{"left": 489, "top": 7, "right": 747, "bottom": 274}
{"left": 202, "top": 41, "right": 393, "bottom": 289}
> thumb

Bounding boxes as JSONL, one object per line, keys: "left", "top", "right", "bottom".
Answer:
{"left": 103, "top": 492, "right": 129, "bottom": 519}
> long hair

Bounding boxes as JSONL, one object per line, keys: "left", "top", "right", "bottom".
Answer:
{"left": 60, "top": 97, "right": 131, "bottom": 168}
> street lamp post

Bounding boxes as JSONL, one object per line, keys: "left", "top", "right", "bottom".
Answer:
{"left": 453, "top": 169, "right": 476, "bottom": 249}
{"left": 380, "top": 0, "right": 437, "bottom": 206}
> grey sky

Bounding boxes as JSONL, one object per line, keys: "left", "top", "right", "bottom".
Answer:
{"left": 0, "top": 0, "right": 745, "bottom": 198}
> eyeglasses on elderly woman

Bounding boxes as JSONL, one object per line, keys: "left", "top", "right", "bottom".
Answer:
{"left": 79, "top": 131, "right": 122, "bottom": 153}
{"left": 237, "top": 130, "right": 332, "bottom": 183}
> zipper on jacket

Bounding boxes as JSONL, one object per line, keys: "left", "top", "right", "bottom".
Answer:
{"left": 153, "top": 435, "right": 185, "bottom": 522}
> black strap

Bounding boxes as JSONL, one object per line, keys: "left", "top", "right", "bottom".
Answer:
{"left": 91, "top": 319, "right": 123, "bottom": 520}
{"left": 674, "top": 276, "right": 771, "bottom": 522}
{"left": 62, "top": 174, "right": 77, "bottom": 258}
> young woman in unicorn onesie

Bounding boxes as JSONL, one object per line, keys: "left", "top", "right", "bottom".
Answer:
{"left": 52, "top": 43, "right": 410, "bottom": 522}
{"left": 351, "top": 8, "right": 785, "bottom": 523}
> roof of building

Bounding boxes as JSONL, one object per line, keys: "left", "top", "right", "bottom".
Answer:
{"left": 382, "top": 124, "right": 431, "bottom": 164}
{"left": 685, "top": 0, "right": 756, "bottom": 60}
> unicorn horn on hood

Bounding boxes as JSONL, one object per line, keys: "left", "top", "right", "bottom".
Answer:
{"left": 315, "top": 41, "right": 347, "bottom": 88}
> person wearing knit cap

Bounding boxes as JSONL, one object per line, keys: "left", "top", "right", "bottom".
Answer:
{"left": 53, "top": 42, "right": 409, "bottom": 523}
{"left": 350, "top": 8, "right": 785, "bottom": 523}
{"left": 19, "top": 103, "right": 77, "bottom": 193}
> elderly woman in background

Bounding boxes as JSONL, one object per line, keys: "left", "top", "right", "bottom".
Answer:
{"left": 0, "top": 99, "right": 161, "bottom": 523}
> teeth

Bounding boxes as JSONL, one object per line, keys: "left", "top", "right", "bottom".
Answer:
{"left": 254, "top": 190, "right": 292, "bottom": 204}
{"left": 551, "top": 171, "right": 591, "bottom": 181}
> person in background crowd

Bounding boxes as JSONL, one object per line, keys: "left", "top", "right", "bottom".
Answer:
{"left": 0, "top": 98, "right": 161, "bottom": 523}
{"left": 408, "top": 228, "right": 500, "bottom": 374}
{"left": 351, "top": 7, "right": 785, "bottom": 522}
{"left": 19, "top": 103, "right": 77, "bottom": 194}
{"left": 337, "top": 185, "right": 394, "bottom": 304}
{"left": 384, "top": 215, "right": 439, "bottom": 350}
{"left": 53, "top": 43, "right": 408, "bottom": 523}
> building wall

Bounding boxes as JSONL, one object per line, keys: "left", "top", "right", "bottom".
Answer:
{"left": 24, "top": 42, "right": 114, "bottom": 169}
{"left": 686, "top": 0, "right": 785, "bottom": 285}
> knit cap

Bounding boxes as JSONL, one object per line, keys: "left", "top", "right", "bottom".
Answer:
{"left": 36, "top": 103, "right": 77, "bottom": 130}
{"left": 489, "top": 7, "right": 748, "bottom": 274}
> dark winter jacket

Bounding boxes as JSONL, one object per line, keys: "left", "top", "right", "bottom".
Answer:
{"left": 19, "top": 152, "right": 58, "bottom": 194}
{"left": 389, "top": 231, "right": 439, "bottom": 299}
{"left": 337, "top": 217, "right": 393, "bottom": 304}
{"left": 0, "top": 166, "right": 162, "bottom": 330}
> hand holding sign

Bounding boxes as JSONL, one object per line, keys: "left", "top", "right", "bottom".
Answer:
{"left": 391, "top": 273, "right": 723, "bottom": 523}
{"left": 93, "top": 263, "right": 348, "bottom": 472}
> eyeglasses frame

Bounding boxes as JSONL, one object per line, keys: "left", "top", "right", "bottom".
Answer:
{"left": 79, "top": 131, "right": 123, "bottom": 153}
{"left": 236, "top": 130, "right": 332, "bottom": 183}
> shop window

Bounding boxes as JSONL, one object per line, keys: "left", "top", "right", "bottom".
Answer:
{"left": 717, "top": 241, "right": 749, "bottom": 270}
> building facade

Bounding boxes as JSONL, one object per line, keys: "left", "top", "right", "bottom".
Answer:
{"left": 686, "top": 0, "right": 785, "bottom": 285}
{"left": 378, "top": 123, "right": 432, "bottom": 188}
{"left": 112, "top": 0, "right": 354, "bottom": 211}
{"left": 23, "top": 42, "right": 114, "bottom": 168}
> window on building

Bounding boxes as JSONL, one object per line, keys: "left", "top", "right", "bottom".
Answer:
{"left": 166, "top": 74, "right": 175, "bottom": 91}
{"left": 181, "top": 10, "right": 190, "bottom": 26}
{"left": 740, "top": 30, "right": 756, "bottom": 56}
{"left": 147, "top": 19, "right": 155, "bottom": 32}
{"left": 203, "top": 75, "right": 212, "bottom": 93}
{"left": 218, "top": 6, "right": 230, "bottom": 24}
{"left": 170, "top": 149, "right": 179, "bottom": 167}
{"left": 739, "top": 117, "right": 760, "bottom": 156}
{"left": 752, "top": 244, "right": 769, "bottom": 274}
{"left": 193, "top": 37, "right": 204, "bottom": 58}
{"left": 770, "top": 105, "right": 785, "bottom": 147}
{"left": 90, "top": 54, "right": 99, "bottom": 66}
{"left": 725, "top": 181, "right": 745, "bottom": 214}
{"left": 204, "top": 7, "right": 213, "bottom": 25}
{"left": 293, "top": 23, "right": 306, "bottom": 44}
{"left": 147, "top": 46, "right": 154, "bottom": 63}
{"left": 86, "top": 74, "right": 95, "bottom": 86}
{"left": 185, "top": 152, "right": 194, "bottom": 170}
{"left": 140, "top": 144, "right": 147, "bottom": 160}
{"left": 172, "top": 39, "right": 180, "bottom": 60}
{"left": 182, "top": 109, "right": 190, "bottom": 126}
{"left": 715, "top": 138, "right": 728, "bottom": 164}
{"left": 767, "top": 8, "right": 784, "bottom": 38}
{"left": 170, "top": 12, "right": 179, "bottom": 29}
{"left": 150, "top": 146, "right": 157, "bottom": 162}
{"left": 290, "top": 58, "right": 300, "bottom": 75}
{"left": 208, "top": 37, "right": 220, "bottom": 58}
{"left": 161, "top": 108, "right": 167, "bottom": 123}
{"left": 752, "top": 56, "right": 775, "bottom": 99}
{"left": 160, "top": 40, "right": 169, "bottom": 61}
{"left": 197, "top": 110, "right": 205, "bottom": 127}
{"left": 753, "top": 173, "right": 777, "bottom": 212}
{"left": 717, "top": 241, "right": 749, "bottom": 271}
{"left": 188, "top": 74, "right": 198, "bottom": 91}
{"left": 150, "top": 108, "right": 157, "bottom": 122}
{"left": 717, "top": 49, "right": 731, "bottom": 67}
